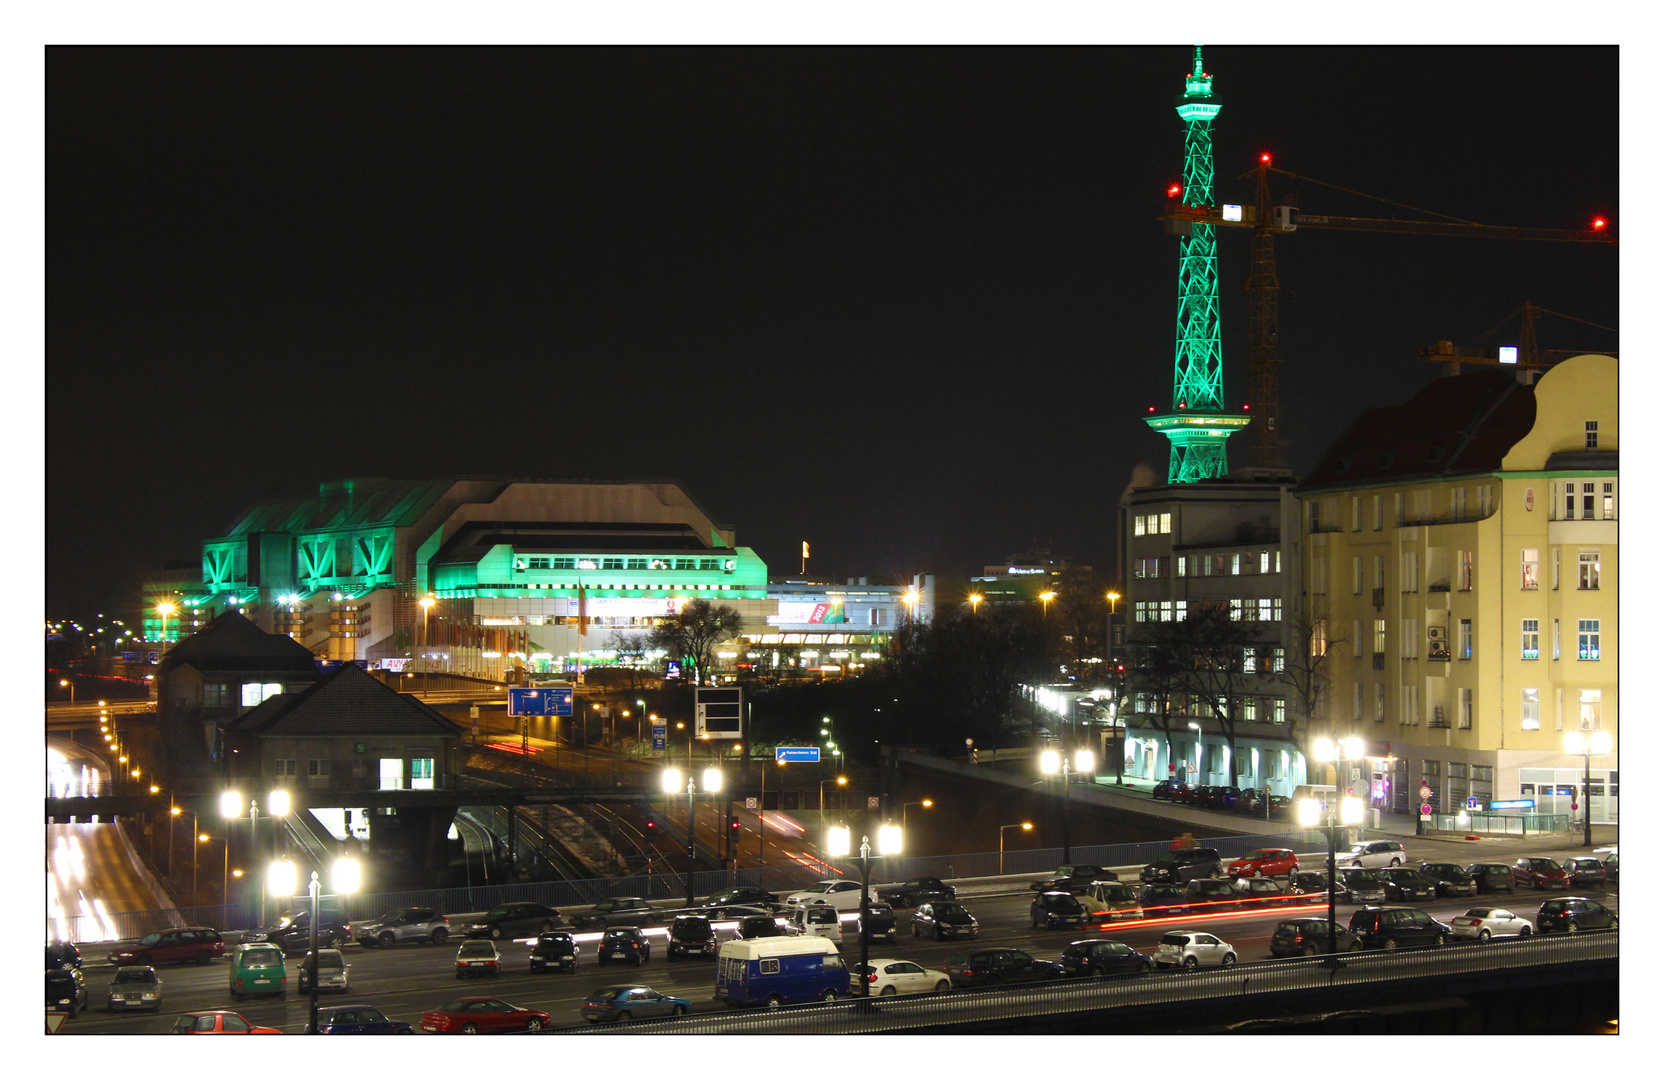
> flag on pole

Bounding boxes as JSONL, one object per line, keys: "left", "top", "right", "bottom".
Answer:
{"left": 801, "top": 540, "right": 809, "bottom": 574}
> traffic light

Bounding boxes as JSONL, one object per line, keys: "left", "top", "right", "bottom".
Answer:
{"left": 729, "top": 815, "right": 739, "bottom": 833}
{"left": 645, "top": 816, "right": 656, "bottom": 833}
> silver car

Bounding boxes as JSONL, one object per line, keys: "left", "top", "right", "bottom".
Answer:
{"left": 1448, "top": 907, "right": 1534, "bottom": 941}
{"left": 297, "top": 948, "right": 349, "bottom": 993}
{"left": 1154, "top": 929, "right": 1238, "bottom": 969}
{"left": 106, "top": 965, "right": 161, "bottom": 1012}
{"left": 352, "top": 907, "right": 450, "bottom": 947}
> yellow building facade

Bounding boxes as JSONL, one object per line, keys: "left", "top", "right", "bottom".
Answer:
{"left": 1299, "top": 355, "right": 1616, "bottom": 824}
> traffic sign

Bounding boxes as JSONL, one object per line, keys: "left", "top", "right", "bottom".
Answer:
{"left": 1420, "top": 803, "right": 1433, "bottom": 816}
{"left": 867, "top": 796, "right": 879, "bottom": 809}
{"left": 776, "top": 746, "right": 821, "bottom": 763}
{"left": 651, "top": 719, "right": 667, "bottom": 753}
{"left": 45, "top": 1011, "right": 67, "bottom": 1034}
{"left": 696, "top": 688, "right": 743, "bottom": 739}
{"left": 745, "top": 797, "right": 758, "bottom": 810}
{"left": 1465, "top": 796, "right": 1482, "bottom": 811}
{"left": 508, "top": 687, "right": 573, "bottom": 716}
{"left": 1419, "top": 785, "right": 1432, "bottom": 800}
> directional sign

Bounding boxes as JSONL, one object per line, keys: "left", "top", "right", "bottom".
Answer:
{"left": 776, "top": 746, "right": 821, "bottom": 763}
{"left": 1489, "top": 799, "right": 1535, "bottom": 811}
{"left": 696, "top": 688, "right": 743, "bottom": 739}
{"left": 508, "top": 688, "right": 572, "bottom": 716}
{"left": 1465, "top": 796, "right": 1482, "bottom": 811}
{"left": 652, "top": 719, "right": 667, "bottom": 753}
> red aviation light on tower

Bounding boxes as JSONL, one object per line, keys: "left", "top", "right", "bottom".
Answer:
{"left": 1168, "top": 184, "right": 1182, "bottom": 198}
{"left": 1591, "top": 217, "right": 1607, "bottom": 231}
{"left": 1260, "top": 152, "right": 1271, "bottom": 164}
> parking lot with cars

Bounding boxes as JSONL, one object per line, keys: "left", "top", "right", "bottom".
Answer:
{"left": 54, "top": 836, "right": 1618, "bottom": 1032}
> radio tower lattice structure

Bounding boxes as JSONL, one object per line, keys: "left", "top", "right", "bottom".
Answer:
{"left": 1146, "top": 46, "right": 1249, "bottom": 483}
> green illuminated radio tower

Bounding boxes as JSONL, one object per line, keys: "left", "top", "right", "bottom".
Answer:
{"left": 1146, "top": 46, "right": 1249, "bottom": 483}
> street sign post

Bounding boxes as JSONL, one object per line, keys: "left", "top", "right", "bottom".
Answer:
{"left": 651, "top": 719, "right": 667, "bottom": 754}
{"left": 508, "top": 688, "right": 572, "bottom": 716}
{"left": 776, "top": 746, "right": 821, "bottom": 763}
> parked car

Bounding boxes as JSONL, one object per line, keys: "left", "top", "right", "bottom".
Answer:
{"left": 783, "top": 879, "right": 874, "bottom": 911}
{"left": 1264, "top": 795, "right": 1294, "bottom": 820}
{"left": 1269, "top": 919, "right": 1362, "bottom": 957}
{"left": 940, "top": 948, "right": 1064, "bottom": 988}
{"left": 46, "top": 965, "right": 88, "bottom": 1018}
{"left": 421, "top": 996, "right": 552, "bottom": 1033}
{"left": 1535, "top": 897, "right": 1617, "bottom": 934}
{"left": 857, "top": 902, "right": 899, "bottom": 943}
{"left": 1562, "top": 857, "right": 1612, "bottom": 889}
{"left": 1335, "top": 866, "right": 1388, "bottom": 904}
{"left": 168, "top": 1009, "right": 282, "bottom": 1034}
{"left": 108, "top": 926, "right": 225, "bottom": 967}
{"left": 597, "top": 926, "right": 652, "bottom": 966}
{"left": 244, "top": 909, "right": 348, "bottom": 953}
{"left": 1203, "top": 785, "right": 1245, "bottom": 811}
{"left": 46, "top": 941, "right": 82, "bottom": 970}
{"left": 530, "top": 931, "right": 578, "bottom": 973}
{"left": 315, "top": 1004, "right": 412, "bottom": 1034}
{"left": 297, "top": 948, "right": 349, "bottom": 993}
{"left": 1419, "top": 863, "right": 1479, "bottom": 897}
{"left": 455, "top": 939, "right": 502, "bottom": 978}
{"left": 1593, "top": 845, "right": 1618, "bottom": 883}
{"left": 1347, "top": 906, "right": 1451, "bottom": 949}
{"left": 570, "top": 897, "right": 654, "bottom": 931}
{"left": 1183, "top": 876, "right": 1241, "bottom": 912}
{"left": 1448, "top": 907, "right": 1534, "bottom": 941}
{"left": 733, "top": 912, "right": 791, "bottom": 939}
{"left": 1137, "top": 884, "right": 1188, "bottom": 918}
{"left": 1031, "top": 891, "right": 1093, "bottom": 930}
{"left": 1340, "top": 840, "right": 1408, "bottom": 868}
{"left": 851, "top": 958, "right": 952, "bottom": 996}
{"left": 1173, "top": 785, "right": 1209, "bottom": 806}
{"left": 875, "top": 878, "right": 957, "bottom": 907}
{"left": 1141, "top": 847, "right": 1223, "bottom": 884}
{"left": 1151, "top": 780, "right": 1191, "bottom": 801}
{"left": 227, "top": 943, "right": 287, "bottom": 999}
{"left": 580, "top": 984, "right": 691, "bottom": 1023}
{"left": 105, "top": 965, "right": 161, "bottom": 1012}
{"left": 701, "top": 886, "right": 778, "bottom": 909}
{"left": 1466, "top": 862, "right": 1517, "bottom": 894}
{"left": 1231, "top": 876, "right": 1292, "bottom": 908}
{"left": 1029, "top": 865, "right": 1115, "bottom": 893}
{"left": 352, "top": 907, "right": 450, "bottom": 947}
{"left": 1228, "top": 848, "right": 1299, "bottom": 878}
{"left": 666, "top": 915, "right": 717, "bottom": 960}
{"left": 1513, "top": 857, "right": 1571, "bottom": 891}
{"left": 1082, "top": 880, "right": 1143, "bottom": 920}
{"left": 911, "top": 901, "right": 979, "bottom": 941}
{"left": 1380, "top": 866, "right": 1440, "bottom": 902}
{"left": 787, "top": 903, "right": 844, "bottom": 942}
{"left": 1059, "top": 939, "right": 1152, "bottom": 977}
{"left": 1155, "top": 930, "right": 1237, "bottom": 969}
{"left": 1287, "top": 870, "right": 1333, "bottom": 899}
{"left": 701, "top": 903, "right": 776, "bottom": 923}
{"left": 466, "top": 901, "right": 564, "bottom": 939}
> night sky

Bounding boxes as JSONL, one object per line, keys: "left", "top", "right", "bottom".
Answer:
{"left": 45, "top": 45, "right": 1619, "bottom": 616}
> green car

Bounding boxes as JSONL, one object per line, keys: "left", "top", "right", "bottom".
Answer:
{"left": 228, "top": 943, "right": 288, "bottom": 999}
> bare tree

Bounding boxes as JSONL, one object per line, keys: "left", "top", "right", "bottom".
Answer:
{"left": 1126, "top": 619, "right": 1193, "bottom": 783}
{"left": 1170, "top": 603, "right": 1260, "bottom": 785}
{"left": 647, "top": 599, "right": 743, "bottom": 686}
{"left": 1275, "top": 605, "right": 1343, "bottom": 763}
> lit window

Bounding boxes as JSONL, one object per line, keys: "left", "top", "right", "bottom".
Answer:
{"left": 410, "top": 758, "right": 435, "bottom": 791}
{"left": 1521, "top": 689, "right": 1540, "bottom": 731}
{"left": 379, "top": 758, "right": 404, "bottom": 791}
{"left": 1520, "top": 549, "right": 1538, "bottom": 591}
{"left": 1159, "top": 513, "right": 1172, "bottom": 534}
{"left": 1521, "top": 619, "right": 1540, "bottom": 660}
{"left": 1602, "top": 482, "right": 1614, "bottom": 519}
{"left": 1578, "top": 552, "right": 1600, "bottom": 590}
{"left": 1577, "top": 619, "right": 1600, "bottom": 661}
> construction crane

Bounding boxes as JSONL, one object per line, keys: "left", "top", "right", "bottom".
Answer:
{"left": 1419, "top": 301, "right": 1617, "bottom": 374}
{"left": 1163, "top": 156, "right": 1616, "bottom": 468}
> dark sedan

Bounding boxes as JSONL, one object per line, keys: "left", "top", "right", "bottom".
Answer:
{"left": 1152, "top": 780, "right": 1191, "bottom": 801}
{"left": 316, "top": 1004, "right": 412, "bottom": 1034}
{"left": 465, "top": 902, "right": 563, "bottom": 940}
{"left": 701, "top": 886, "right": 778, "bottom": 909}
{"left": 942, "top": 948, "right": 1064, "bottom": 988}
{"left": 1380, "top": 867, "right": 1439, "bottom": 902}
{"left": 911, "top": 902, "right": 979, "bottom": 941}
{"left": 1059, "top": 939, "right": 1152, "bottom": 977}
{"left": 1535, "top": 897, "right": 1617, "bottom": 934}
{"left": 1137, "top": 884, "right": 1188, "bottom": 918}
{"left": 1561, "top": 857, "right": 1612, "bottom": 889}
{"left": 1030, "top": 865, "right": 1116, "bottom": 893}
{"left": 1030, "top": 891, "right": 1093, "bottom": 930}
{"left": 1418, "top": 863, "right": 1479, "bottom": 898}
{"left": 1466, "top": 862, "right": 1516, "bottom": 894}
{"left": 875, "top": 878, "right": 957, "bottom": 907}
{"left": 1269, "top": 919, "right": 1364, "bottom": 957}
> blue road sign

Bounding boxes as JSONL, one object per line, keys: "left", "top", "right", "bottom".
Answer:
{"left": 1489, "top": 798, "right": 1535, "bottom": 811}
{"left": 652, "top": 719, "right": 667, "bottom": 752}
{"left": 776, "top": 746, "right": 822, "bottom": 763}
{"left": 508, "top": 687, "right": 573, "bottom": 716}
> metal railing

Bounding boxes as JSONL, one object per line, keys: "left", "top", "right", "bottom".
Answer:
{"left": 1430, "top": 812, "right": 1569, "bottom": 836}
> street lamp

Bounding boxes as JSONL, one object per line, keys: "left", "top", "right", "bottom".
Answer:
{"left": 307, "top": 855, "right": 361, "bottom": 1033}
{"left": 663, "top": 767, "right": 721, "bottom": 908}
{"left": 968, "top": 593, "right": 983, "bottom": 614}
{"left": 1040, "top": 748, "right": 1095, "bottom": 862}
{"left": 1299, "top": 735, "right": 1366, "bottom": 956}
{"left": 58, "top": 678, "right": 74, "bottom": 703}
{"left": 999, "top": 822, "right": 1033, "bottom": 876}
{"left": 224, "top": 790, "right": 292, "bottom": 925}
{"left": 156, "top": 601, "right": 177, "bottom": 646}
{"left": 1563, "top": 729, "right": 1612, "bottom": 847}
{"left": 902, "top": 589, "right": 920, "bottom": 622}
{"left": 827, "top": 824, "right": 901, "bottom": 996}
{"left": 901, "top": 798, "right": 933, "bottom": 831}
{"left": 1039, "top": 590, "right": 1056, "bottom": 616}
{"left": 419, "top": 596, "right": 436, "bottom": 674}
{"left": 1105, "top": 591, "right": 1120, "bottom": 614}
{"left": 819, "top": 775, "right": 847, "bottom": 835}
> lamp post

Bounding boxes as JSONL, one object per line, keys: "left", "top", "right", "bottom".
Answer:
{"left": 1105, "top": 591, "right": 1120, "bottom": 615}
{"left": 224, "top": 790, "right": 291, "bottom": 926}
{"left": 826, "top": 824, "right": 901, "bottom": 996}
{"left": 59, "top": 678, "right": 74, "bottom": 703}
{"left": 307, "top": 855, "right": 361, "bottom": 1033}
{"left": 1563, "top": 729, "right": 1612, "bottom": 847}
{"left": 156, "top": 601, "right": 176, "bottom": 649}
{"left": 968, "top": 593, "right": 983, "bottom": 614}
{"left": 419, "top": 596, "right": 435, "bottom": 675}
{"left": 1040, "top": 748, "right": 1095, "bottom": 862}
{"left": 819, "top": 775, "right": 846, "bottom": 836}
{"left": 901, "top": 799, "right": 933, "bottom": 831}
{"left": 1298, "top": 736, "right": 1366, "bottom": 956}
{"left": 663, "top": 767, "right": 721, "bottom": 908}
{"left": 1039, "top": 590, "right": 1056, "bottom": 617}
{"left": 999, "top": 822, "right": 1032, "bottom": 876}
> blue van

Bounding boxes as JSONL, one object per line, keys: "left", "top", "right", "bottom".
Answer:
{"left": 715, "top": 936, "right": 848, "bottom": 1007}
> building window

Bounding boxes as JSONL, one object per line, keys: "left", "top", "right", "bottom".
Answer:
{"left": 1402, "top": 684, "right": 1419, "bottom": 725}
{"left": 1352, "top": 556, "right": 1363, "bottom": 595}
{"left": 273, "top": 759, "right": 296, "bottom": 778}
{"left": 1308, "top": 501, "right": 1321, "bottom": 533}
{"left": 379, "top": 758, "right": 405, "bottom": 791}
{"left": 1258, "top": 551, "right": 1269, "bottom": 574}
{"left": 307, "top": 759, "right": 329, "bottom": 778}
{"left": 1351, "top": 497, "right": 1361, "bottom": 531}
{"left": 1553, "top": 619, "right": 1561, "bottom": 661}
{"left": 1270, "top": 646, "right": 1285, "bottom": 672}
{"left": 1352, "top": 620, "right": 1364, "bottom": 658}
{"left": 1134, "top": 515, "right": 1146, "bottom": 537}
{"left": 1401, "top": 551, "right": 1418, "bottom": 592}
{"left": 1578, "top": 551, "right": 1600, "bottom": 590}
{"left": 1521, "top": 619, "right": 1540, "bottom": 660}
{"left": 203, "top": 682, "right": 231, "bottom": 709}
{"left": 1374, "top": 684, "right": 1386, "bottom": 723}
{"left": 1271, "top": 699, "right": 1286, "bottom": 724}
{"left": 1602, "top": 482, "right": 1614, "bottom": 519}
{"left": 1451, "top": 486, "right": 1466, "bottom": 520}
{"left": 1459, "top": 688, "right": 1473, "bottom": 730}
{"left": 1242, "top": 697, "right": 1257, "bottom": 721}
{"left": 1577, "top": 619, "right": 1600, "bottom": 660}
{"left": 1578, "top": 689, "right": 1601, "bottom": 730}
{"left": 241, "top": 682, "right": 283, "bottom": 708}
{"left": 1563, "top": 485, "right": 1575, "bottom": 521}
{"left": 1521, "top": 549, "right": 1539, "bottom": 590}
{"left": 1581, "top": 482, "right": 1596, "bottom": 520}
{"left": 870, "top": 608, "right": 887, "bottom": 626}
{"left": 1585, "top": 420, "right": 1598, "bottom": 449}
{"left": 1373, "top": 618, "right": 1387, "bottom": 655}
{"left": 1176, "top": 556, "right": 1187, "bottom": 577}
{"left": 1372, "top": 494, "right": 1383, "bottom": 531}
{"left": 1229, "top": 553, "right": 1240, "bottom": 575}
{"left": 1353, "top": 682, "right": 1363, "bottom": 721}
{"left": 1373, "top": 556, "right": 1385, "bottom": 590}
{"left": 410, "top": 758, "right": 436, "bottom": 791}
{"left": 1522, "top": 688, "right": 1540, "bottom": 731}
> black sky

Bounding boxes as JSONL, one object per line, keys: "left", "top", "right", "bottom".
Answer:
{"left": 45, "top": 45, "right": 1619, "bottom": 616}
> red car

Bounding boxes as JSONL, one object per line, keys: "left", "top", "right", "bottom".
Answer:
{"left": 421, "top": 997, "right": 552, "bottom": 1034}
{"left": 1227, "top": 848, "right": 1299, "bottom": 878}
{"left": 169, "top": 1010, "right": 282, "bottom": 1034}
{"left": 1512, "top": 857, "right": 1570, "bottom": 890}
{"left": 109, "top": 927, "right": 225, "bottom": 967}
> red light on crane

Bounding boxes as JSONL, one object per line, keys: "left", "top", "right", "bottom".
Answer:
{"left": 1592, "top": 217, "right": 1607, "bottom": 230}
{"left": 1260, "top": 152, "right": 1271, "bottom": 163}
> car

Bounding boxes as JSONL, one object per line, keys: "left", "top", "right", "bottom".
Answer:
{"left": 1535, "top": 897, "right": 1617, "bottom": 934}
{"left": 1448, "top": 907, "right": 1534, "bottom": 941}
{"left": 875, "top": 877, "right": 957, "bottom": 907}
{"left": 1141, "top": 847, "right": 1223, "bottom": 884}
{"left": 46, "top": 940, "right": 82, "bottom": 971}
{"left": 701, "top": 886, "right": 779, "bottom": 909}
{"left": 1183, "top": 876, "right": 1241, "bottom": 912}
{"left": 244, "top": 909, "right": 348, "bottom": 953}
{"left": 666, "top": 915, "right": 717, "bottom": 960}
{"left": 911, "top": 901, "right": 979, "bottom": 941}
{"left": 1030, "top": 865, "right": 1116, "bottom": 893}
{"left": 733, "top": 912, "right": 791, "bottom": 939}
{"left": 1030, "top": 891, "right": 1093, "bottom": 930}
{"left": 1264, "top": 794, "right": 1295, "bottom": 820}
{"left": 1228, "top": 848, "right": 1299, "bottom": 878}
{"left": 1340, "top": 840, "right": 1408, "bottom": 868}
{"left": 580, "top": 984, "right": 693, "bottom": 1023}
{"left": 352, "top": 907, "right": 450, "bottom": 947}
{"left": 1595, "top": 847, "right": 1619, "bottom": 884}
{"left": 856, "top": 902, "right": 899, "bottom": 942}
{"left": 227, "top": 943, "right": 287, "bottom": 998}
{"left": 105, "top": 965, "right": 161, "bottom": 1012}
{"left": 1151, "top": 780, "right": 1191, "bottom": 801}
{"left": 787, "top": 902, "right": 845, "bottom": 942}
{"left": 1154, "top": 929, "right": 1237, "bottom": 969}
{"left": 1335, "top": 866, "right": 1388, "bottom": 904}
{"left": 571, "top": 897, "right": 655, "bottom": 931}
{"left": 1513, "top": 857, "right": 1571, "bottom": 891}
{"left": 455, "top": 939, "right": 502, "bottom": 978}
{"left": 1562, "top": 857, "right": 1612, "bottom": 889}
{"left": 1137, "top": 884, "right": 1188, "bottom": 917}
{"left": 530, "top": 931, "right": 578, "bottom": 973}
{"left": 1419, "top": 863, "right": 1479, "bottom": 897}
{"left": 315, "top": 1004, "right": 413, "bottom": 1034}
{"left": 700, "top": 903, "right": 777, "bottom": 922}
{"left": 1466, "top": 862, "right": 1517, "bottom": 894}
{"left": 1058, "top": 939, "right": 1153, "bottom": 977}
{"left": 851, "top": 958, "right": 953, "bottom": 996}
{"left": 1231, "top": 876, "right": 1292, "bottom": 908}
{"left": 783, "top": 879, "right": 876, "bottom": 911}
{"left": 297, "top": 948, "right": 349, "bottom": 993}
{"left": 1203, "top": 785, "right": 1245, "bottom": 810}
{"left": 169, "top": 1009, "right": 283, "bottom": 1034}
{"left": 940, "top": 948, "right": 1064, "bottom": 987}
{"left": 108, "top": 926, "right": 225, "bottom": 967}
{"left": 1173, "top": 785, "right": 1209, "bottom": 807}
{"left": 1269, "top": 919, "right": 1363, "bottom": 957}
{"left": 1380, "top": 867, "right": 1440, "bottom": 902}
{"left": 1082, "top": 880, "right": 1143, "bottom": 920}
{"left": 1287, "top": 870, "right": 1333, "bottom": 899}
{"left": 46, "top": 965, "right": 88, "bottom": 1018}
{"left": 421, "top": 996, "right": 553, "bottom": 1033}
{"left": 1347, "top": 906, "right": 1451, "bottom": 949}
{"left": 466, "top": 901, "right": 564, "bottom": 939}
{"left": 597, "top": 926, "right": 651, "bottom": 966}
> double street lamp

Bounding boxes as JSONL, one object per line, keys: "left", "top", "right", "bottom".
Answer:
{"left": 1040, "top": 748, "right": 1095, "bottom": 863}
{"left": 1563, "top": 729, "right": 1612, "bottom": 847}
{"left": 827, "top": 823, "right": 901, "bottom": 996}
{"left": 222, "top": 789, "right": 292, "bottom": 925}
{"left": 1299, "top": 736, "right": 1366, "bottom": 957}
{"left": 663, "top": 767, "right": 721, "bottom": 908}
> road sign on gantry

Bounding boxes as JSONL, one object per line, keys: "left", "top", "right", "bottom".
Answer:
{"left": 776, "top": 746, "right": 821, "bottom": 763}
{"left": 696, "top": 687, "right": 743, "bottom": 739}
{"left": 508, "top": 687, "right": 573, "bottom": 716}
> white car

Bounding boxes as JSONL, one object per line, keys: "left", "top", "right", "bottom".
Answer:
{"left": 851, "top": 958, "right": 952, "bottom": 996}
{"left": 1154, "top": 929, "right": 1237, "bottom": 969}
{"left": 1448, "top": 907, "right": 1535, "bottom": 941}
{"left": 1340, "top": 840, "right": 1408, "bottom": 868}
{"left": 782, "top": 879, "right": 875, "bottom": 911}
